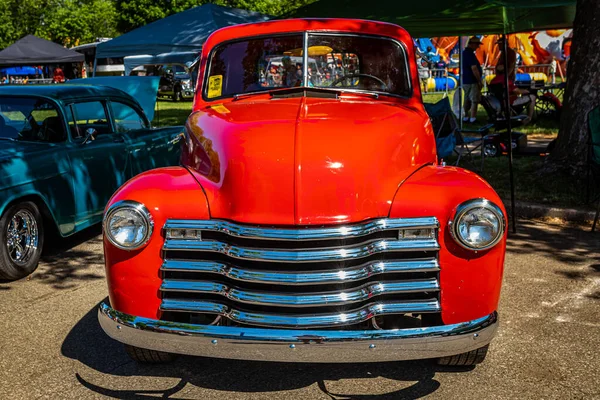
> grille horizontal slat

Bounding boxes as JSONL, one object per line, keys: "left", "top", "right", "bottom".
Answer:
{"left": 163, "top": 239, "right": 439, "bottom": 263}
{"left": 164, "top": 217, "right": 438, "bottom": 241}
{"left": 160, "top": 279, "right": 439, "bottom": 307}
{"left": 160, "top": 259, "right": 439, "bottom": 285}
{"left": 160, "top": 299, "right": 441, "bottom": 328}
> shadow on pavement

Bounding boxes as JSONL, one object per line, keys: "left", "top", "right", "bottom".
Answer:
{"left": 507, "top": 219, "right": 600, "bottom": 265}
{"left": 63, "top": 301, "right": 473, "bottom": 399}
{"left": 0, "top": 225, "right": 104, "bottom": 289}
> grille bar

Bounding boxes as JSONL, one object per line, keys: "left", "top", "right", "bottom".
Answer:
{"left": 160, "top": 279, "right": 439, "bottom": 307}
{"left": 163, "top": 239, "right": 439, "bottom": 263}
{"left": 160, "top": 259, "right": 440, "bottom": 286}
{"left": 164, "top": 217, "right": 438, "bottom": 241}
{"left": 160, "top": 299, "right": 441, "bottom": 328}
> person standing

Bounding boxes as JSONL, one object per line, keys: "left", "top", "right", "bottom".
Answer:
{"left": 496, "top": 37, "right": 517, "bottom": 82}
{"left": 462, "top": 36, "right": 483, "bottom": 123}
{"left": 549, "top": 56, "right": 557, "bottom": 84}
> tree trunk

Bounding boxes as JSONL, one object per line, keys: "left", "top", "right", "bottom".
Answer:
{"left": 547, "top": 0, "right": 600, "bottom": 174}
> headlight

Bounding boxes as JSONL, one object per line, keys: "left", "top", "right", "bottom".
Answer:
{"left": 104, "top": 201, "right": 153, "bottom": 250}
{"left": 449, "top": 199, "right": 505, "bottom": 251}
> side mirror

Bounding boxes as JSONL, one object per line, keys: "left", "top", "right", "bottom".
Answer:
{"left": 82, "top": 128, "right": 97, "bottom": 144}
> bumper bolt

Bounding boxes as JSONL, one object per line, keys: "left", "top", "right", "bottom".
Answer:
{"left": 211, "top": 339, "right": 218, "bottom": 345}
{"left": 369, "top": 344, "right": 376, "bottom": 349}
{"left": 116, "top": 325, "right": 121, "bottom": 330}
{"left": 473, "top": 333, "right": 479, "bottom": 339}
{"left": 289, "top": 344, "right": 296, "bottom": 349}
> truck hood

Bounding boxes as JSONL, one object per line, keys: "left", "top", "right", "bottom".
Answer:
{"left": 183, "top": 96, "right": 435, "bottom": 225}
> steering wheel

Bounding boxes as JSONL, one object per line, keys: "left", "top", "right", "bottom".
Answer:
{"left": 331, "top": 73, "right": 389, "bottom": 91}
{"left": 17, "top": 114, "right": 40, "bottom": 140}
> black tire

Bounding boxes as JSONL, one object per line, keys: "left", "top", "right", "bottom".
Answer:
{"left": 124, "top": 344, "right": 177, "bottom": 363}
{"left": 437, "top": 344, "right": 489, "bottom": 366}
{"left": 0, "top": 201, "right": 44, "bottom": 280}
{"left": 172, "top": 89, "right": 182, "bottom": 102}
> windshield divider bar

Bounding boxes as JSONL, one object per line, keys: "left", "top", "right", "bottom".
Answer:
{"left": 302, "top": 32, "right": 309, "bottom": 88}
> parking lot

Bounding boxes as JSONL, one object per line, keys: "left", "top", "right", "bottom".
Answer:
{"left": 1, "top": 219, "right": 599, "bottom": 399}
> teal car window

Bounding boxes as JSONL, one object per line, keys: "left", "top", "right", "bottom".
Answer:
{"left": 0, "top": 97, "right": 65, "bottom": 143}
{"left": 70, "top": 101, "right": 111, "bottom": 137}
{"left": 110, "top": 102, "right": 147, "bottom": 133}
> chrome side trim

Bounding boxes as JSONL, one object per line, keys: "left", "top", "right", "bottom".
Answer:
{"left": 160, "top": 259, "right": 439, "bottom": 285}
{"left": 163, "top": 239, "right": 439, "bottom": 262}
{"left": 159, "top": 299, "right": 440, "bottom": 328}
{"left": 98, "top": 303, "right": 498, "bottom": 363}
{"left": 160, "top": 279, "right": 439, "bottom": 307}
{"left": 163, "top": 217, "right": 438, "bottom": 241}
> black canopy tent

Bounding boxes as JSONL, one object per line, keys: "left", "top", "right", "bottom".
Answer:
{"left": 0, "top": 35, "right": 84, "bottom": 66}
{"left": 290, "top": 0, "right": 577, "bottom": 232}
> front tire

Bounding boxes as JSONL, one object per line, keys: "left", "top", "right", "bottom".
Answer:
{"left": 437, "top": 344, "right": 489, "bottom": 366}
{"left": 124, "top": 344, "right": 177, "bottom": 363}
{"left": 0, "top": 201, "right": 44, "bottom": 280}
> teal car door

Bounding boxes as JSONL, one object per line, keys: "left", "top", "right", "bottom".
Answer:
{"left": 65, "top": 100, "right": 128, "bottom": 227}
{"left": 109, "top": 100, "right": 182, "bottom": 177}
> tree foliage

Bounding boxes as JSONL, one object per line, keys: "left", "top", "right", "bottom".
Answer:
{"left": 0, "top": 0, "right": 118, "bottom": 49}
{"left": 114, "top": 0, "right": 314, "bottom": 33}
{"left": 0, "top": 0, "right": 313, "bottom": 49}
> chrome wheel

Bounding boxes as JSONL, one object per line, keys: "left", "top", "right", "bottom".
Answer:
{"left": 6, "top": 210, "right": 38, "bottom": 265}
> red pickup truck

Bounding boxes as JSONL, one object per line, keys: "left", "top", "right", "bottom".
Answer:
{"left": 98, "top": 18, "right": 506, "bottom": 367}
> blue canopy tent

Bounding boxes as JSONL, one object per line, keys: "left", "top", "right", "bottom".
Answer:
{"left": 95, "top": 3, "right": 271, "bottom": 68}
{"left": 0, "top": 66, "right": 43, "bottom": 76}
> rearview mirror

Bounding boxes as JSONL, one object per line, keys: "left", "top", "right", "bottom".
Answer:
{"left": 82, "top": 128, "right": 97, "bottom": 144}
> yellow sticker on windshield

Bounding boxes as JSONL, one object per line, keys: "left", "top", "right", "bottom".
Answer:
{"left": 207, "top": 75, "right": 223, "bottom": 98}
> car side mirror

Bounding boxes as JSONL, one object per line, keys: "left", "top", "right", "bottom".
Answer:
{"left": 82, "top": 128, "right": 97, "bottom": 144}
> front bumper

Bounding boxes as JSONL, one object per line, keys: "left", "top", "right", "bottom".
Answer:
{"left": 98, "top": 303, "right": 498, "bottom": 363}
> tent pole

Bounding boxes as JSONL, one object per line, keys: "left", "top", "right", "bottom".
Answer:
{"left": 502, "top": 34, "right": 517, "bottom": 234}
{"left": 459, "top": 36, "right": 463, "bottom": 130}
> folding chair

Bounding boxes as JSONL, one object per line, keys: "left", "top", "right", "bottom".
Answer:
{"left": 587, "top": 106, "right": 600, "bottom": 231}
{"left": 425, "top": 97, "right": 492, "bottom": 168}
{"left": 483, "top": 83, "right": 529, "bottom": 126}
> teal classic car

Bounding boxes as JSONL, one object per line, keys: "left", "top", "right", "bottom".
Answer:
{"left": 0, "top": 84, "right": 183, "bottom": 280}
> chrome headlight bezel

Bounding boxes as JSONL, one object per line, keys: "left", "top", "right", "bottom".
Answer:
{"left": 449, "top": 198, "right": 505, "bottom": 251}
{"left": 103, "top": 200, "right": 154, "bottom": 251}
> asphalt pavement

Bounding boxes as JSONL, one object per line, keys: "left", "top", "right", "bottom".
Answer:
{"left": 1, "top": 219, "right": 599, "bottom": 399}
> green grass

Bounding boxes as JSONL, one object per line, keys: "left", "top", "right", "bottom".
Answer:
{"left": 156, "top": 95, "right": 585, "bottom": 209}
{"left": 473, "top": 157, "right": 590, "bottom": 209}
{"left": 423, "top": 90, "right": 560, "bottom": 138}
{"left": 153, "top": 99, "right": 193, "bottom": 127}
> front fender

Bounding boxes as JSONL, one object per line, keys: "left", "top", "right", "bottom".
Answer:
{"left": 104, "top": 166, "right": 210, "bottom": 319}
{"left": 389, "top": 165, "right": 507, "bottom": 325}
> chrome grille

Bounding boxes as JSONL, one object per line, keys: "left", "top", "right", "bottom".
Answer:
{"left": 161, "top": 217, "right": 440, "bottom": 329}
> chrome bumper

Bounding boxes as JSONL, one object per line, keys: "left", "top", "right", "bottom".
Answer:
{"left": 98, "top": 303, "right": 498, "bottom": 363}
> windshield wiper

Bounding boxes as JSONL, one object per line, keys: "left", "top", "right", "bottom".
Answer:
{"left": 232, "top": 87, "right": 339, "bottom": 101}
{"left": 232, "top": 86, "right": 383, "bottom": 101}
{"left": 269, "top": 87, "right": 339, "bottom": 99}
{"left": 0, "top": 137, "right": 15, "bottom": 141}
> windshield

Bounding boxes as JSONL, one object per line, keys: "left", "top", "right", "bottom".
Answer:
{"left": 0, "top": 97, "right": 64, "bottom": 142}
{"left": 204, "top": 33, "right": 411, "bottom": 99}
